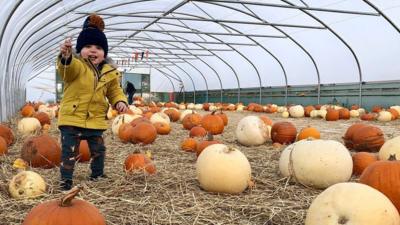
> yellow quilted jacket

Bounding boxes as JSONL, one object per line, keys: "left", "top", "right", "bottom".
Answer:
{"left": 56, "top": 55, "right": 127, "bottom": 129}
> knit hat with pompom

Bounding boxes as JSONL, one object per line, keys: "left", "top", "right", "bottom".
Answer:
{"left": 76, "top": 14, "right": 108, "bottom": 57}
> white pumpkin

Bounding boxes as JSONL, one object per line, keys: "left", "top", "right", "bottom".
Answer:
{"left": 236, "top": 116, "right": 270, "bottom": 146}
{"left": 178, "top": 104, "right": 186, "bottom": 110}
{"left": 378, "top": 136, "right": 400, "bottom": 160}
{"left": 17, "top": 117, "right": 41, "bottom": 135}
{"left": 128, "top": 105, "right": 143, "bottom": 115}
{"left": 281, "top": 111, "right": 289, "bottom": 118}
{"left": 194, "top": 104, "right": 203, "bottom": 110}
{"left": 318, "top": 109, "right": 327, "bottom": 119}
{"left": 9, "top": 171, "right": 46, "bottom": 199}
{"left": 209, "top": 105, "right": 219, "bottom": 111}
{"left": 196, "top": 144, "right": 251, "bottom": 194}
{"left": 358, "top": 108, "right": 366, "bottom": 115}
{"left": 150, "top": 112, "right": 170, "bottom": 125}
{"left": 179, "top": 109, "right": 195, "bottom": 122}
{"left": 289, "top": 105, "right": 304, "bottom": 118}
{"left": 111, "top": 114, "right": 141, "bottom": 136}
{"left": 187, "top": 103, "right": 195, "bottom": 109}
{"left": 305, "top": 182, "right": 400, "bottom": 225}
{"left": 350, "top": 109, "right": 360, "bottom": 118}
{"left": 279, "top": 139, "right": 352, "bottom": 189}
{"left": 377, "top": 111, "right": 392, "bottom": 122}
{"left": 277, "top": 106, "right": 287, "bottom": 113}
{"left": 310, "top": 110, "right": 319, "bottom": 118}
{"left": 236, "top": 104, "right": 245, "bottom": 111}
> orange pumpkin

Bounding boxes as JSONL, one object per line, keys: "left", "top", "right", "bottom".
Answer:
{"left": 181, "top": 138, "right": 198, "bottom": 152}
{"left": 360, "top": 155, "right": 400, "bottom": 212}
{"left": 164, "top": 109, "right": 180, "bottom": 122}
{"left": 21, "top": 134, "right": 61, "bottom": 168}
{"left": 259, "top": 115, "right": 273, "bottom": 126}
{"left": 149, "top": 106, "right": 160, "bottom": 113}
{"left": 352, "top": 125, "right": 384, "bottom": 152}
{"left": 131, "top": 122, "right": 157, "bottom": 145}
{"left": 297, "top": 126, "right": 320, "bottom": 141}
{"left": 0, "top": 124, "right": 14, "bottom": 146}
{"left": 325, "top": 109, "right": 339, "bottom": 121}
{"left": 351, "top": 104, "right": 360, "bottom": 110}
{"left": 34, "top": 112, "right": 51, "bottom": 126}
{"left": 343, "top": 123, "right": 368, "bottom": 149}
{"left": 33, "top": 102, "right": 44, "bottom": 111}
{"left": 124, "top": 153, "right": 156, "bottom": 174}
{"left": 23, "top": 187, "right": 106, "bottom": 225}
{"left": 304, "top": 105, "right": 315, "bottom": 117}
{"left": 271, "top": 122, "right": 297, "bottom": 144}
{"left": 202, "top": 103, "right": 210, "bottom": 111}
{"left": 388, "top": 108, "right": 399, "bottom": 120}
{"left": 215, "top": 111, "right": 228, "bottom": 126}
{"left": 371, "top": 105, "right": 382, "bottom": 113}
{"left": 253, "top": 104, "right": 264, "bottom": 112}
{"left": 361, "top": 113, "right": 376, "bottom": 121}
{"left": 201, "top": 111, "right": 224, "bottom": 135}
{"left": 182, "top": 112, "right": 202, "bottom": 130}
{"left": 189, "top": 126, "right": 207, "bottom": 138}
{"left": 314, "top": 104, "right": 322, "bottom": 110}
{"left": 0, "top": 136, "right": 8, "bottom": 155}
{"left": 118, "top": 123, "right": 135, "bottom": 143}
{"left": 338, "top": 108, "right": 350, "bottom": 120}
{"left": 143, "top": 111, "right": 153, "bottom": 120}
{"left": 153, "top": 122, "right": 171, "bottom": 135}
{"left": 21, "top": 105, "right": 35, "bottom": 117}
{"left": 352, "top": 152, "right": 378, "bottom": 175}
{"left": 76, "top": 140, "right": 91, "bottom": 163}
{"left": 130, "top": 117, "right": 151, "bottom": 127}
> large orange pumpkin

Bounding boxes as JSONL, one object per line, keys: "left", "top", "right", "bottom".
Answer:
{"left": 360, "top": 155, "right": 400, "bottom": 212}
{"left": 76, "top": 140, "right": 91, "bottom": 163}
{"left": 23, "top": 187, "right": 106, "bottom": 225}
{"left": 131, "top": 122, "right": 157, "bottom": 145}
{"left": 21, "top": 105, "right": 35, "bottom": 117}
{"left": 201, "top": 111, "right": 224, "bottom": 135}
{"left": 0, "top": 124, "right": 14, "bottom": 146}
{"left": 352, "top": 125, "right": 384, "bottom": 152}
{"left": 189, "top": 126, "right": 207, "bottom": 138}
{"left": 297, "top": 126, "right": 320, "bottom": 141}
{"left": 0, "top": 136, "right": 8, "bottom": 155}
{"left": 342, "top": 123, "right": 368, "bottom": 149}
{"left": 352, "top": 152, "right": 378, "bottom": 175}
{"left": 124, "top": 153, "right": 156, "bottom": 174}
{"left": 271, "top": 122, "right": 297, "bottom": 144}
{"left": 182, "top": 112, "right": 202, "bottom": 130}
{"left": 21, "top": 134, "right": 61, "bottom": 168}
{"left": 34, "top": 112, "right": 51, "bottom": 126}
{"left": 153, "top": 122, "right": 171, "bottom": 135}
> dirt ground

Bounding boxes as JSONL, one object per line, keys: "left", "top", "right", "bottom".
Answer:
{"left": 1, "top": 110, "right": 399, "bottom": 225}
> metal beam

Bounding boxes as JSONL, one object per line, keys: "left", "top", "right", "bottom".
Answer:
{"left": 108, "top": 37, "right": 257, "bottom": 46}
{"left": 108, "top": 45, "right": 234, "bottom": 52}
{"left": 194, "top": 0, "right": 380, "bottom": 16}
{"left": 75, "top": 12, "right": 326, "bottom": 29}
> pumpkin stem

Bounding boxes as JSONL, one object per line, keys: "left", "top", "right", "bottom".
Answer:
{"left": 388, "top": 154, "right": 397, "bottom": 161}
{"left": 60, "top": 186, "right": 81, "bottom": 207}
{"left": 211, "top": 110, "right": 217, "bottom": 115}
{"left": 206, "top": 132, "right": 214, "bottom": 141}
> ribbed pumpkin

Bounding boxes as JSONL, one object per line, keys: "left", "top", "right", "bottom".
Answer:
{"left": 352, "top": 125, "right": 384, "bottom": 152}
{"left": 201, "top": 111, "right": 224, "bottom": 135}
{"left": 342, "top": 123, "right": 368, "bottom": 149}
{"left": 182, "top": 112, "right": 203, "bottom": 130}
{"left": 181, "top": 138, "right": 198, "bottom": 152}
{"left": 338, "top": 108, "right": 350, "bottom": 120}
{"left": 297, "top": 127, "right": 320, "bottom": 141}
{"left": 0, "top": 136, "right": 8, "bottom": 155}
{"left": 325, "top": 109, "right": 339, "bottom": 121}
{"left": 22, "top": 187, "right": 106, "bottom": 225}
{"left": 215, "top": 111, "right": 228, "bottom": 126}
{"left": 118, "top": 123, "right": 135, "bottom": 143}
{"left": 360, "top": 155, "right": 400, "bottom": 212}
{"left": 271, "top": 122, "right": 297, "bottom": 144}
{"left": 153, "top": 122, "right": 171, "bottom": 135}
{"left": 124, "top": 153, "right": 156, "bottom": 175}
{"left": 76, "top": 140, "right": 91, "bottom": 163}
{"left": 21, "top": 134, "right": 61, "bottom": 168}
{"left": 352, "top": 152, "right": 378, "bottom": 175}
{"left": 21, "top": 105, "right": 35, "bottom": 117}
{"left": 33, "top": 112, "right": 51, "bottom": 126}
{"left": 131, "top": 122, "right": 157, "bottom": 145}
{"left": 164, "top": 108, "right": 180, "bottom": 122}
{"left": 0, "top": 124, "right": 14, "bottom": 146}
{"left": 189, "top": 126, "right": 207, "bottom": 138}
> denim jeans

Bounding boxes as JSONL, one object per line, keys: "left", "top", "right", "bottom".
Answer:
{"left": 59, "top": 126, "right": 106, "bottom": 181}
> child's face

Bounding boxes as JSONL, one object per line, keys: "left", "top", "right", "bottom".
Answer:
{"left": 81, "top": 45, "right": 105, "bottom": 65}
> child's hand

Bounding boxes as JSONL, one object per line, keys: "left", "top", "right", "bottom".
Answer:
{"left": 116, "top": 102, "right": 128, "bottom": 113}
{"left": 60, "top": 38, "right": 72, "bottom": 59}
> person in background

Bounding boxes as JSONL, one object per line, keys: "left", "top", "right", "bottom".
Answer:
{"left": 57, "top": 14, "right": 128, "bottom": 190}
{"left": 125, "top": 81, "right": 136, "bottom": 105}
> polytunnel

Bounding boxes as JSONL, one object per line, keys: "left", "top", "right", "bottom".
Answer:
{"left": 1, "top": 0, "right": 400, "bottom": 122}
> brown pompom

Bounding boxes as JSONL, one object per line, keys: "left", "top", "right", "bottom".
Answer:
{"left": 88, "top": 14, "right": 105, "bottom": 31}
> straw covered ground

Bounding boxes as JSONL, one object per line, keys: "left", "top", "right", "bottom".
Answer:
{"left": 1, "top": 110, "right": 400, "bottom": 225}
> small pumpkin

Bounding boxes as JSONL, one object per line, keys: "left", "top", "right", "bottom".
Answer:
{"left": 22, "top": 187, "right": 106, "bottom": 225}
{"left": 201, "top": 111, "right": 224, "bottom": 135}
{"left": 189, "top": 126, "right": 207, "bottom": 138}
{"left": 164, "top": 108, "right": 180, "bottom": 122}
{"left": 0, "top": 136, "right": 8, "bottom": 155}
{"left": 124, "top": 153, "right": 156, "bottom": 175}
{"left": 21, "top": 134, "right": 62, "bottom": 168}
{"left": 153, "top": 122, "right": 171, "bottom": 135}
{"left": 131, "top": 122, "right": 157, "bottom": 145}
{"left": 181, "top": 138, "right": 198, "bottom": 152}
{"left": 271, "top": 122, "right": 297, "bottom": 144}
{"left": 118, "top": 123, "right": 135, "bottom": 143}
{"left": 297, "top": 126, "right": 320, "bottom": 141}
{"left": 352, "top": 125, "right": 384, "bottom": 152}
{"left": 21, "top": 105, "right": 35, "bottom": 117}
{"left": 33, "top": 112, "right": 51, "bottom": 126}
{"left": 378, "top": 136, "right": 400, "bottom": 160}
{"left": 236, "top": 116, "right": 270, "bottom": 146}
{"left": 338, "top": 108, "right": 350, "bottom": 120}
{"left": 215, "top": 110, "right": 228, "bottom": 126}
{"left": 18, "top": 117, "right": 41, "bottom": 135}
{"left": 325, "top": 109, "right": 339, "bottom": 121}
{"left": 182, "top": 112, "right": 203, "bottom": 130}
{"left": 0, "top": 124, "right": 14, "bottom": 146}
{"left": 9, "top": 171, "right": 46, "bottom": 199}
{"left": 342, "top": 123, "right": 368, "bottom": 149}
{"left": 361, "top": 113, "right": 376, "bottom": 121}
{"left": 76, "top": 140, "right": 91, "bottom": 163}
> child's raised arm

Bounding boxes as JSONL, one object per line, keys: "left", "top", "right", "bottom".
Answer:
{"left": 60, "top": 38, "right": 72, "bottom": 59}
